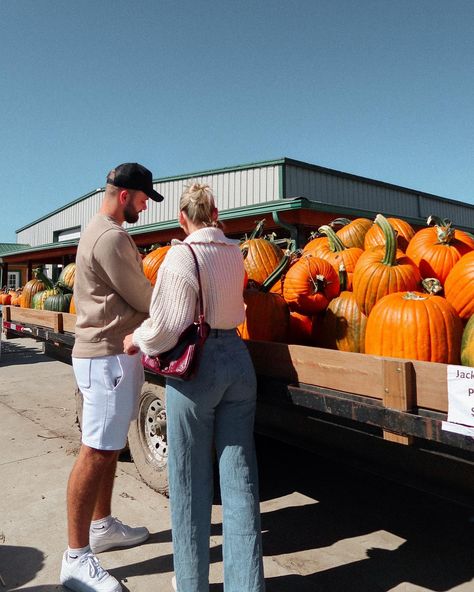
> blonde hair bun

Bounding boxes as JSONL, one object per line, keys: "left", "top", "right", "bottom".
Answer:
{"left": 180, "top": 182, "right": 218, "bottom": 227}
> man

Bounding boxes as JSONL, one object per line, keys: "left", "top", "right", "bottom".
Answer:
{"left": 60, "top": 163, "right": 164, "bottom": 592}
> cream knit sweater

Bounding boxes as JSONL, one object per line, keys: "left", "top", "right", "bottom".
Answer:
{"left": 132, "top": 227, "right": 246, "bottom": 356}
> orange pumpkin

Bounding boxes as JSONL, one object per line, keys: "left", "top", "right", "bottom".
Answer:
{"left": 336, "top": 217, "right": 373, "bottom": 249}
{"left": 237, "top": 289, "right": 290, "bottom": 342}
{"left": 142, "top": 245, "right": 171, "bottom": 285}
{"left": 364, "top": 217, "right": 415, "bottom": 252}
{"left": 283, "top": 256, "right": 340, "bottom": 315}
{"left": 286, "top": 311, "right": 314, "bottom": 345}
{"left": 444, "top": 251, "right": 474, "bottom": 320}
{"left": 321, "top": 290, "right": 367, "bottom": 353}
{"left": 406, "top": 216, "right": 474, "bottom": 284}
{"left": 353, "top": 215, "right": 420, "bottom": 316}
{"left": 241, "top": 238, "right": 284, "bottom": 286}
{"left": 308, "top": 225, "right": 363, "bottom": 290}
{"left": 365, "top": 291, "right": 462, "bottom": 363}
{"left": 20, "top": 268, "right": 53, "bottom": 308}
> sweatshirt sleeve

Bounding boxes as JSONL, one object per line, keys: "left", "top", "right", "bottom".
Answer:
{"left": 93, "top": 229, "right": 153, "bottom": 313}
{"left": 132, "top": 267, "right": 198, "bottom": 356}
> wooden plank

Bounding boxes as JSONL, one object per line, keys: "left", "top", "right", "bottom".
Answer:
{"left": 382, "top": 359, "right": 415, "bottom": 445}
{"left": 247, "top": 341, "right": 386, "bottom": 399}
{"left": 7, "top": 306, "right": 62, "bottom": 330}
{"left": 412, "top": 360, "right": 448, "bottom": 413}
{"left": 62, "top": 312, "right": 77, "bottom": 334}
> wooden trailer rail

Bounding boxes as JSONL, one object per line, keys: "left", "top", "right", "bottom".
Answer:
{"left": 246, "top": 341, "right": 473, "bottom": 452}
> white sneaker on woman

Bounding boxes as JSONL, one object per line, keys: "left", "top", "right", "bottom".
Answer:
{"left": 90, "top": 517, "right": 149, "bottom": 553}
{"left": 60, "top": 550, "right": 122, "bottom": 592}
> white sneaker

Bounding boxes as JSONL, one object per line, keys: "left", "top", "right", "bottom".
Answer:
{"left": 171, "top": 575, "right": 177, "bottom": 591}
{"left": 90, "top": 517, "right": 149, "bottom": 554}
{"left": 60, "top": 550, "right": 122, "bottom": 592}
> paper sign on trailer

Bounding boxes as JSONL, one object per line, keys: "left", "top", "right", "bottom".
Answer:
{"left": 442, "top": 365, "right": 474, "bottom": 438}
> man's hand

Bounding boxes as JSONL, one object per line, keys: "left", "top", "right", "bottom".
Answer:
{"left": 124, "top": 333, "right": 140, "bottom": 355}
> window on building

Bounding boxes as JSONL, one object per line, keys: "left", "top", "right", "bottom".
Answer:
{"left": 7, "top": 271, "right": 20, "bottom": 290}
{"left": 54, "top": 226, "right": 81, "bottom": 242}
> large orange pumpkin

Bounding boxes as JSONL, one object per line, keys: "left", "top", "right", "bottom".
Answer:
{"left": 365, "top": 291, "right": 462, "bottom": 363}
{"left": 283, "top": 255, "right": 340, "bottom": 315}
{"left": 406, "top": 216, "right": 474, "bottom": 285}
{"left": 353, "top": 215, "right": 420, "bottom": 316}
{"left": 241, "top": 238, "right": 284, "bottom": 286}
{"left": 336, "top": 217, "right": 373, "bottom": 249}
{"left": 142, "top": 245, "right": 171, "bottom": 285}
{"left": 444, "top": 251, "right": 474, "bottom": 320}
{"left": 364, "top": 217, "right": 415, "bottom": 252}
{"left": 237, "top": 289, "right": 290, "bottom": 342}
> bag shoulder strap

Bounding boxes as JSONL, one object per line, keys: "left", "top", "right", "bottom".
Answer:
{"left": 183, "top": 243, "right": 205, "bottom": 319}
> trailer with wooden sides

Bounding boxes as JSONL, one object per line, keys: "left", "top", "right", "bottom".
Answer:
{"left": 2, "top": 304, "right": 474, "bottom": 506}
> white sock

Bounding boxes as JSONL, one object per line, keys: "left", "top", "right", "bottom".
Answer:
{"left": 91, "top": 515, "right": 114, "bottom": 532}
{"left": 67, "top": 545, "right": 90, "bottom": 561}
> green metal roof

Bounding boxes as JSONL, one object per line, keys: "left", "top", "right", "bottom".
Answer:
{"left": 0, "top": 243, "right": 31, "bottom": 257}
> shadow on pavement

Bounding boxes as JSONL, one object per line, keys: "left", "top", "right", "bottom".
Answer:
{"left": 0, "top": 339, "right": 54, "bottom": 366}
{"left": 0, "top": 545, "right": 44, "bottom": 591}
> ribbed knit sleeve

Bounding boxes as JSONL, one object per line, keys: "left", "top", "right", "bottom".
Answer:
{"left": 132, "top": 267, "right": 197, "bottom": 356}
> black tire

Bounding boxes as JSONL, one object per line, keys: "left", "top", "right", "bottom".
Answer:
{"left": 127, "top": 381, "right": 169, "bottom": 496}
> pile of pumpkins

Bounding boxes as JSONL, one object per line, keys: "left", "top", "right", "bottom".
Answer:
{"left": 18, "top": 263, "right": 76, "bottom": 313}
{"left": 61, "top": 214, "right": 474, "bottom": 367}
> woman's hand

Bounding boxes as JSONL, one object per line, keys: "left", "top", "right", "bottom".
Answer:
{"left": 123, "top": 333, "right": 140, "bottom": 355}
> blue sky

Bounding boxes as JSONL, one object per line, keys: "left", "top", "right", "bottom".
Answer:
{"left": 1, "top": 0, "right": 473, "bottom": 242}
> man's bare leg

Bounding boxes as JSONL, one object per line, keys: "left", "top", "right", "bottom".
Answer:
{"left": 67, "top": 445, "right": 119, "bottom": 548}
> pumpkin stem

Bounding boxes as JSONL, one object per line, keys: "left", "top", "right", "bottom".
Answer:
{"left": 329, "top": 217, "right": 352, "bottom": 228}
{"left": 249, "top": 219, "right": 266, "bottom": 240}
{"left": 403, "top": 291, "right": 429, "bottom": 301}
{"left": 375, "top": 214, "right": 398, "bottom": 267}
{"left": 261, "top": 250, "right": 292, "bottom": 293}
{"left": 421, "top": 277, "right": 443, "bottom": 295}
{"left": 318, "top": 225, "right": 348, "bottom": 252}
{"left": 338, "top": 263, "right": 348, "bottom": 292}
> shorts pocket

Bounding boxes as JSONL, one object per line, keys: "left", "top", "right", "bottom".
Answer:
{"left": 103, "top": 355, "right": 124, "bottom": 391}
{"left": 72, "top": 358, "right": 92, "bottom": 390}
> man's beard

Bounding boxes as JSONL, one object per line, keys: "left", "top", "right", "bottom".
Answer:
{"left": 124, "top": 201, "right": 139, "bottom": 223}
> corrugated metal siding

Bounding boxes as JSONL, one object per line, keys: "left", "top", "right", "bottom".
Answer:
{"left": 285, "top": 164, "right": 474, "bottom": 227}
{"left": 17, "top": 191, "right": 104, "bottom": 246}
{"left": 17, "top": 166, "right": 281, "bottom": 245}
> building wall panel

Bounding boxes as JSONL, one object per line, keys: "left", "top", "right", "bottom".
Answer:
{"left": 16, "top": 166, "right": 281, "bottom": 246}
{"left": 285, "top": 165, "right": 474, "bottom": 227}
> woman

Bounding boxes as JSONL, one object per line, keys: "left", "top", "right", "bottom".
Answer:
{"left": 124, "top": 183, "right": 265, "bottom": 592}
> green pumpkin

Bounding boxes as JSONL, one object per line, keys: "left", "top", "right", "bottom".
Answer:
{"left": 43, "top": 292, "right": 73, "bottom": 312}
{"left": 461, "top": 315, "right": 474, "bottom": 367}
{"left": 32, "top": 288, "right": 60, "bottom": 309}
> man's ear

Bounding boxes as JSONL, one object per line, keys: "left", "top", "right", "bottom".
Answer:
{"left": 118, "top": 189, "right": 129, "bottom": 204}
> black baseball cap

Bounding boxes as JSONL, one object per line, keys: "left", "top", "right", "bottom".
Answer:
{"left": 107, "top": 163, "right": 164, "bottom": 202}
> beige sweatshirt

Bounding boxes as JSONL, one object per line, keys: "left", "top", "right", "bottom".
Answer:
{"left": 72, "top": 213, "right": 153, "bottom": 358}
{"left": 132, "top": 227, "right": 245, "bottom": 356}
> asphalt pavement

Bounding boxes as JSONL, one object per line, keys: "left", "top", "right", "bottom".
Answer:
{"left": 0, "top": 336, "right": 473, "bottom": 592}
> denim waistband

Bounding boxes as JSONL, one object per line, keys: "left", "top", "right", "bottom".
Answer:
{"left": 208, "top": 328, "right": 237, "bottom": 338}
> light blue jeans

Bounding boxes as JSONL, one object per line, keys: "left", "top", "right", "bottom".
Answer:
{"left": 166, "top": 329, "right": 265, "bottom": 592}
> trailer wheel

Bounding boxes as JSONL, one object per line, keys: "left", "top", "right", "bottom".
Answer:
{"left": 127, "top": 382, "right": 169, "bottom": 496}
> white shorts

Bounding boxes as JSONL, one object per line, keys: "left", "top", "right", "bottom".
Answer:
{"left": 72, "top": 353, "right": 144, "bottom": 451}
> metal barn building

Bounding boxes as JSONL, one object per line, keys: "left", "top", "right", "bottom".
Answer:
{"left": 1, "top": 157, "right": 474, "bottom": 287}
